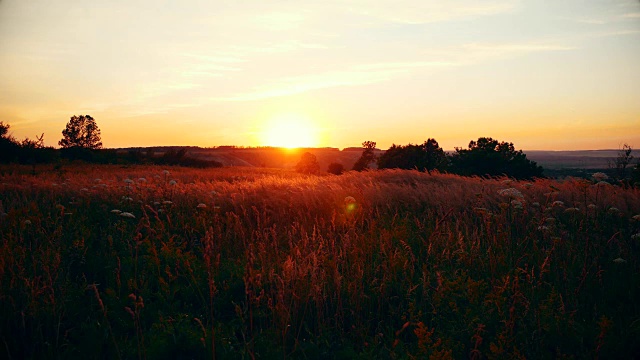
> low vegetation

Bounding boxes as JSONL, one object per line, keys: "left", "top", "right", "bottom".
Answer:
{"left": 1, "top": 164, "right": 639, "bottom": 359}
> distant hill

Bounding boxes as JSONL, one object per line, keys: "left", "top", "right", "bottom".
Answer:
{"left": 113, "top": 146, "right": 623, "bottom": 176}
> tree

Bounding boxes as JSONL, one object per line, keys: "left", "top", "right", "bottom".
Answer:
{"left": 59, "top": 115, "right": 102, "bottom": 149}
{"left": 0, "top": 122, "right": 19, "bottom": 163}
{"left": 377, "top": 138, "right": 447, "bottom": 174}
{"left": 295, "top": 152, "right": 320, "bottom": 174}
{"left": 327, "top": 162, "right": 344, "bottom": 175}
{"left": 450, "top": 137, "right": 543, "bottom": 179}
{"left": 610, "top": 143, "right": 633, "bottom": 179}
{"left": 352, "top": 141, "right": 377, "bottom": 171}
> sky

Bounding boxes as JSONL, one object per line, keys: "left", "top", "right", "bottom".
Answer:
{"left": 1, "top": 0, "right": 639, "bottom": 150}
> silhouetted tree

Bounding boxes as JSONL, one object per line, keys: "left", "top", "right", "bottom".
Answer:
{"left": 296, "top": 152, "right": 320, "bottom": 174}
{"left": 450, "top": 137, "right": 543, "bottom": 179}
{"left": 377, "top": 138, "right": 447, "bottom": 174}
{"left": 610, "top": 143, "right": 633, "bottom": 180}
{"left": 352, "top": 141, "right": 377, "bottom": 171}
{"left": 327, "top": 162, "right": 344, "bottom": 175}
{"left": 0, "top": 122, "right": 19, "bottom": 163}
{"left": 59, "top": 115, "right": 102, "bottom": 149}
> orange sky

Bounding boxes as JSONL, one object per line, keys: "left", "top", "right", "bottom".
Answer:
{"left": 1, "top": 0, "right": 639, "bottom": 150}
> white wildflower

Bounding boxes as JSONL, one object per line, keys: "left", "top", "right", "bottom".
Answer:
{"left": 587, "top": 204, "right": 597, "bottom": 210}
{"left": 531, "top": 202, "right": 540, "bottom": 207}
{"left": 631, "top": 215, "right": 640, "bottom": 221}
{"left": 197, "top": 203, "right": 207, "bottom": 209}
{"left": 124, "top": 179, "right": 134, "bottom": 184}
{"left": 552, "top": 201, "right": 564, "bottom": 207}
{"left": 111, "top": 209, "right": 122, "bottom": 214}
{"left": 564, "top": 207, "right": 580, "bottom": 214}
{"left": 122, "top": 196, "right": 133, "bottom": 202}
{"left": 80, "top": 188, "right": 89, "bottom": 192}
{"left": 613, "top": 257, "right": 626, "bottom": 264}
{"left": 94, "top": 178, "right": 102, "bottom": 183}
{"left": 498, "top": 188, "right": 524, "bottom": 199}
{"left": 138, "top": 177, "right": 146, "bottom": 183}
{"left": 169, "top": 180, "right": 177, "bottom": 186}
{"left": 162, "top": 201, "right": 173, "bottom": 205}
{"left": 24, "top": 220, "right": 32, "bottom": 225}
{"left": 157, "top": 209, "right": 165, "bottom": 213}
{"left": 537, "top": 225, "right": 549, "bottom": 231}
{"left": 163, "top": 170, "right": 170, "bottom": 175}
{"left": 592, "top": 172, "right": 608, "bottom": 181}
{"left": 608, "top": 207, "right": 620, "bottom": 214}
{"left": 630, "top": 233, "right": 640, "bottom": 240}
{"left": 153, "top": 202, "right": 160, "bottom": 206}
{"left": 596, "top": 181, "right": 610, "bottom": 186}
{"left": 119, "top": 212, "right": 136, "bottom": 219}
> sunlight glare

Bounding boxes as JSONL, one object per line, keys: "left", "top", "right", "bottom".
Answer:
{"left": 263, "top": 113, "right": 318, "bottom": 148}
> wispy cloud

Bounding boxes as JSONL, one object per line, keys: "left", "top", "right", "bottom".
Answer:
{"left": 213, "top": 61, "right": 459, "bottom": 102}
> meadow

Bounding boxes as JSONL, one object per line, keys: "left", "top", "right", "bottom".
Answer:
{"left": 1, "top": 164, "right": 639, "bottom": 359}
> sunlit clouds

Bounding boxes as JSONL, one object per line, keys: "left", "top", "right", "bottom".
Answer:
{"left": 0, "top": 0, "right": 639, "bottom": 149}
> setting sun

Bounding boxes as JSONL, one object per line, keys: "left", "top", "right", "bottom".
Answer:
{"left": 263, "top": 113, "right": 319, "bottom": 148}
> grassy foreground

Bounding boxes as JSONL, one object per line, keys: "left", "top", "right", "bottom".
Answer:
{"left": 1, "top": 165, "right": 639, "bottom": 359}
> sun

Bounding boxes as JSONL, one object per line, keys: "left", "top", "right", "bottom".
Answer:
{"left": 263, "top": 113, "right": 319, "bottom": 148}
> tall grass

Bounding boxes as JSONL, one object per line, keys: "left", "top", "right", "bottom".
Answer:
{"left": 1, "top": 164, "right": 639, "bottom": 359}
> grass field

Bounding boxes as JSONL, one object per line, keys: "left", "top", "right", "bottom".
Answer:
{"left": 1, "top": 164, "right": 639, "bottom": 359}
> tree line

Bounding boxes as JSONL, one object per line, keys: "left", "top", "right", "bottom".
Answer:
{"left": 298, "top": 138, "right": 640, "bottom": 183}
{"left": 0, "top": 115, "right": 222, "bottom": 169}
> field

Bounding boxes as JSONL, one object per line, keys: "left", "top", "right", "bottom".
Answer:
{"left": 1, "top": 164, "right": 639, "bottom": 359}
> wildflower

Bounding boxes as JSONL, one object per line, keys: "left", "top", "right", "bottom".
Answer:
{"left": 631, "top": 214, "right": 640, "bottom": 221}
{"left": 124, "top": 179, "right": 134, "bottom": 184}
{"left": 138, "top": 177, "right": 146, "bottom": 183}
{"left": 592, "top": 172, "right": 608, "bottom": 182}
{"left": 613, "top": 258, "right": 626, "bottom": 264}
{"left": 52, "top": 183, "right": 58, "bottom": 186}
{"left": 157, "top": 209, "right": 165, "bottom": 213}
{"left": 163, "top": 170, "right": 170, "bottom": 175}
{"left": 153, "top": 202, "right": 160, "bottom": 206}
{"left": 80, "top": 188, "right": 89, "bottom": 192}
{"left": 24, "top": 220, "right": 32, "bottom": 225}
{"left": 94, "top": 178, "right": 102, "bottom": 183}
{"left": 545, "top": 217, "right": 556, "bottom": 224}
{"left": 523, "top": 183, "right": 533, "bottom": 188}
{"left": 511, "top": 200, "right": 523, "bottom": 208}
{"left": 552, "top": 201, "right": 564, "bottom": 207}
{"left": 608, "top": 207, "right": 620, "bottom": 214}
{"left": 537, "top": 225, "right": 549, "bottom": 231}
{"left": 498, "top": 188, "right": 524, "bottom": 199}
{"left": 630, "top": 233, "right": 640, "bottom": 240}
{"left": 169, "top": 180, "right": 177, "bottom": 186}
{"left": 213, "top": 206, "right": 221, "bottom": 212}
{"left": 122, "top": 196, "right": 133, "bottom": 202}
{"left": 111, "top": 209, "right": 122, "bottom": 214}
{"left": 162, "top": 200, "right": 173, "bottom": 205}
{"left": 119, "top": 212, "right": 136, "bottom": 219}
{"left": 587, "top": 204, "right": 597, "bottom": 210}
{"left": 564, "top": 207, "right": 580, "bottom": 214}
{"left": 531, "top": 202, "right": 540, "bottom": 207}
{"left": 596, "top": 181, "right": 610, "bottom": 186}
{"left": 197, "top": 203, "right": 207, "bottom": 209}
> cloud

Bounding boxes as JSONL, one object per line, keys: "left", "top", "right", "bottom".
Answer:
{"left": 212, "top": 60, "right": 460, "bottom": 102}
{"left": 344, "top": 0, "right": 519, "bottom": 24}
